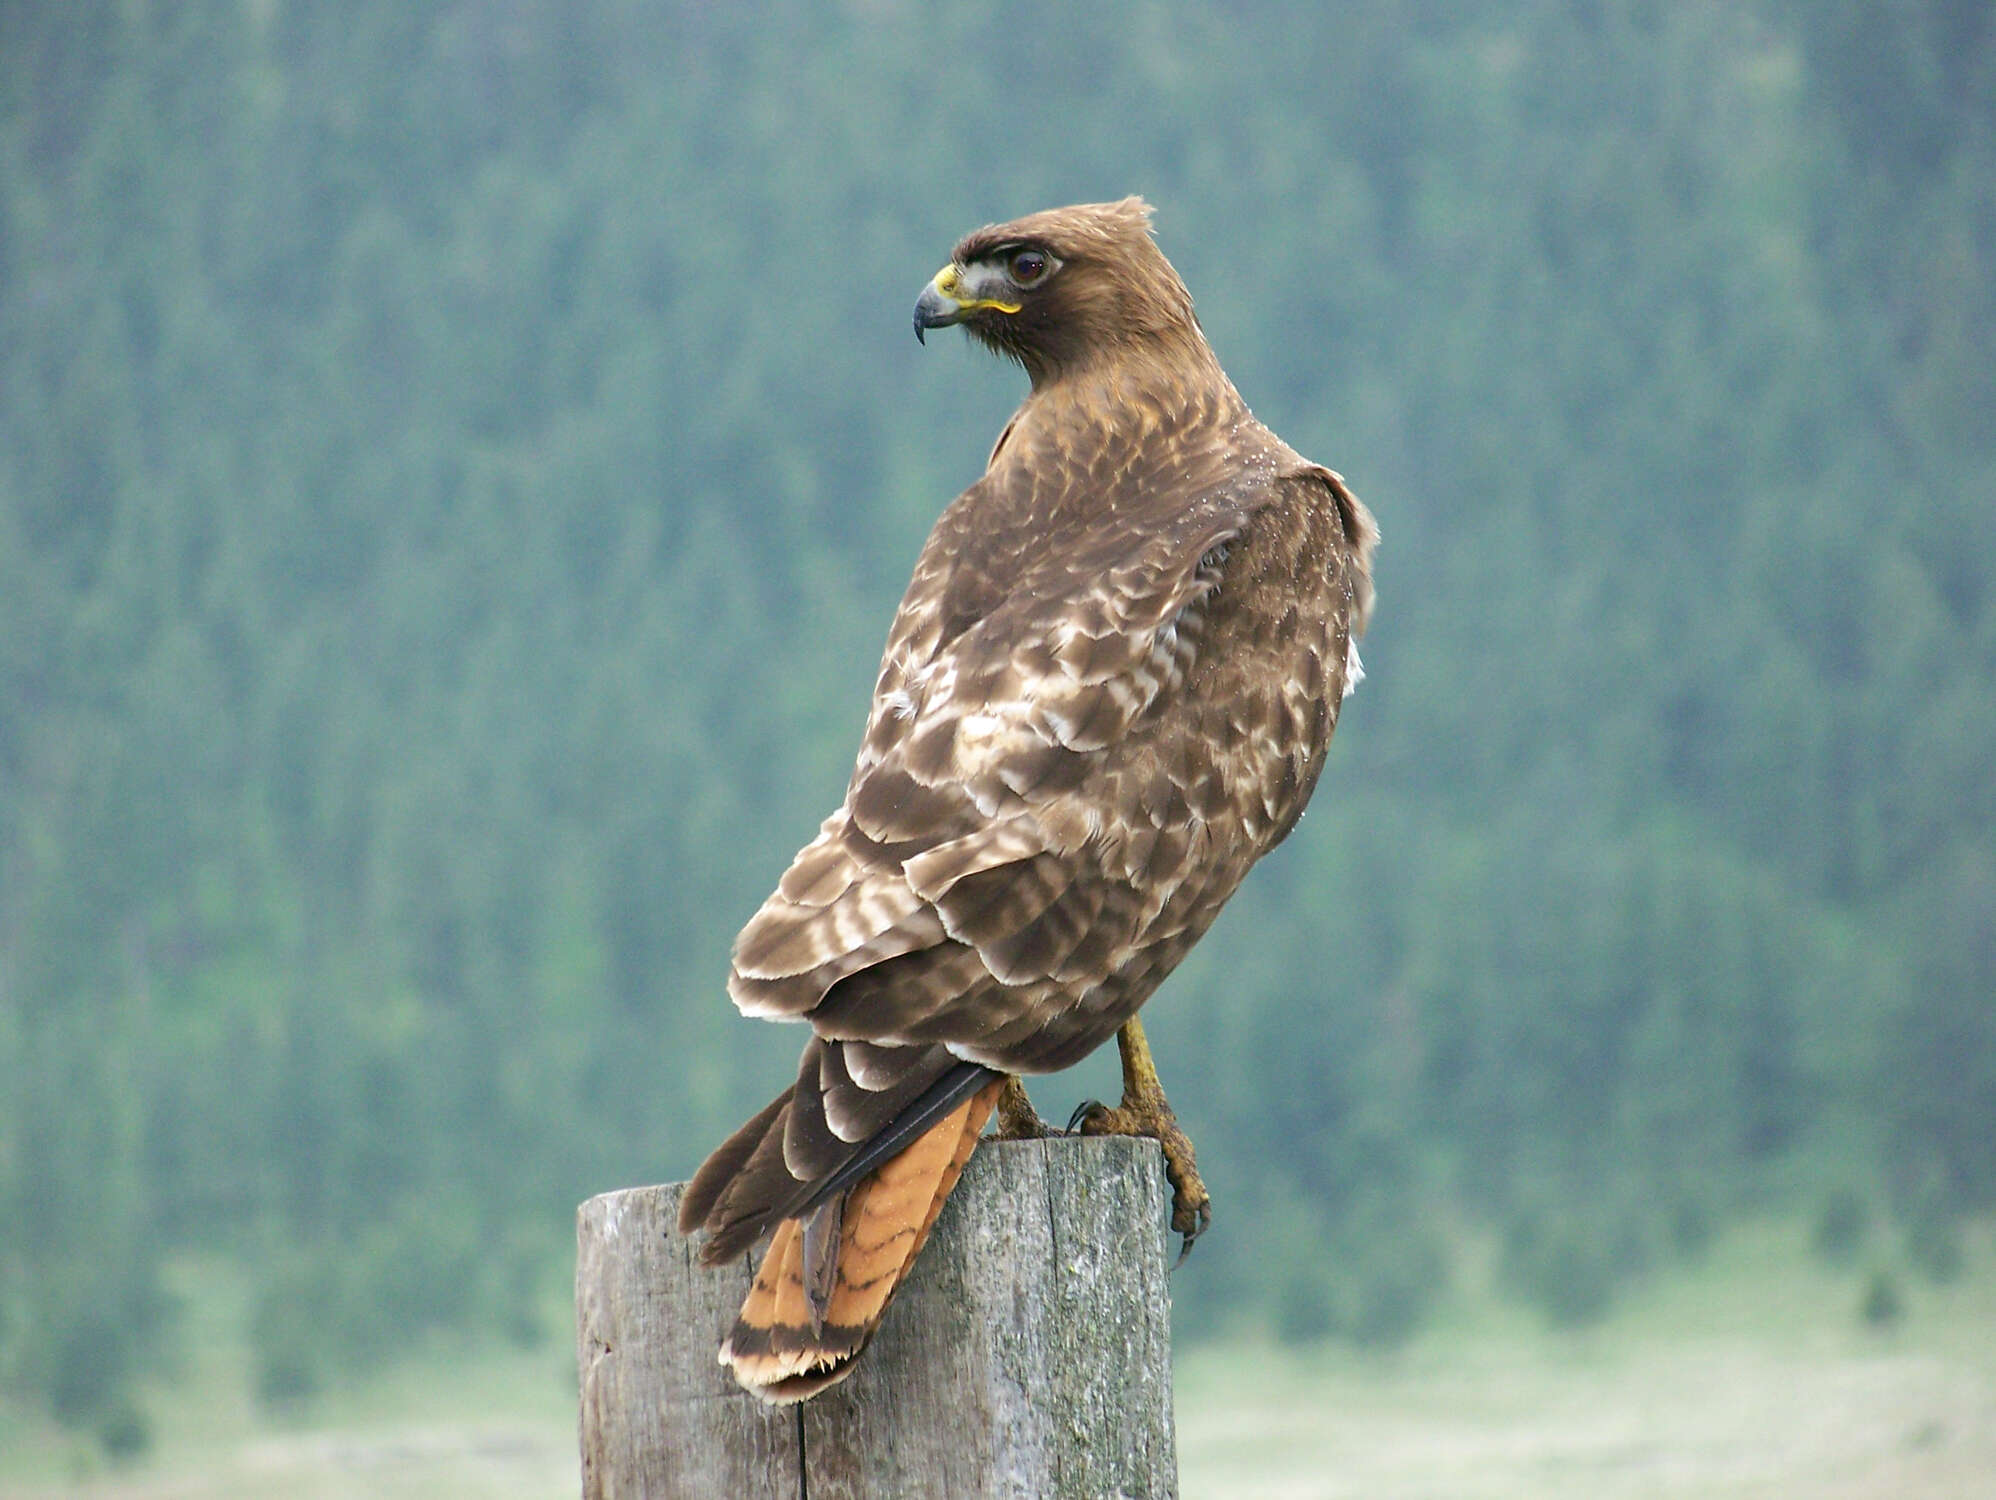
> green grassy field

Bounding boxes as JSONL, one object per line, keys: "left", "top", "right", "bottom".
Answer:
{"left": 2, "top": 1219, "right": 1990, "bottom": 1499}
{"left": 1176, "top": 1218, "right": 1996, "bottom": 1499}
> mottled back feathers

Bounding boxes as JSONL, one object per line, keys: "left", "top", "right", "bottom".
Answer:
{"left": 680, "top": 199, "right": 1376, "bottom": 1400}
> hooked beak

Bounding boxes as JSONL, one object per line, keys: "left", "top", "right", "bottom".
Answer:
{"left": 912, "top": 279, "right": 960, "bottom": 344}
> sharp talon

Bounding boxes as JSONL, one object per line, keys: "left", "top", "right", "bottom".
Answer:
{"left": 1082, "top": 1019, "right": 1213, "bottom": 1264}
{"left": 1170, "top": 1196, "right": 1212, "bottom": 1268}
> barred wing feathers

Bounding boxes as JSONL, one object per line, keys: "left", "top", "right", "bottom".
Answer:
{"left": 681, "top": 378, "right": 1375, "bottom": 1403}
{"left": 701, "top": 446, "right": 1367, "bottom": 1200}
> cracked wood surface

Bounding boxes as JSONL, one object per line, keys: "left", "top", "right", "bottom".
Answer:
{"left": 575, "top": 1135, "right": 1177, "bottom": 1498}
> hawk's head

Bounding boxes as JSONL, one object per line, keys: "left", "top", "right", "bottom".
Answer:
{"left": 913, "top": 197, "right": 1203, "bottom": 386}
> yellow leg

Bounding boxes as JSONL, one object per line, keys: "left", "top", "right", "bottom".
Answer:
{"left": 992, "top": 1075, "right": 1054, "bottom": 1139}
{"left": 1070, "top": 1016, "right": 1212, "bottom": 1258}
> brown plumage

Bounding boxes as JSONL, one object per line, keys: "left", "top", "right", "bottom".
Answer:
{"left": 681, "top": 197, "right": 1377, "bottom": 1402}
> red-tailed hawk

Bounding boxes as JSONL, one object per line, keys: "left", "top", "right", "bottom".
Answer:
{"left": 680, "top": 198, "right": 1376, "bottom": 1401}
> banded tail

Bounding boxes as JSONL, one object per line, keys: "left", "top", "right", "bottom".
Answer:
{"left": 680, "top": 1063, "right": 1003, "bottom": 1403}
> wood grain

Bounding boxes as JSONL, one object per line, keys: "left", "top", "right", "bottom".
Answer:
{"left": 576, "top": 1135, "right": 1178, "bottom": 1498}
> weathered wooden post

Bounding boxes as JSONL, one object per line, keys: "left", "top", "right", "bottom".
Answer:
{"left": 576, "top": 1135, "right": 1177, "bottom": 1498}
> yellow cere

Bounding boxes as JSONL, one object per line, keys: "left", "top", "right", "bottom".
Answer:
{"left": 933, "top": 264, "right": 1020, "bottom": 315}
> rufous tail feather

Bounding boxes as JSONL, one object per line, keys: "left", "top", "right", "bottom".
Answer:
{"left": 720, "top": 1076, "right": 1002, "bottom": 1403}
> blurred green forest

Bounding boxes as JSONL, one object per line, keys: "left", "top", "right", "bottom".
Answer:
{"left": 2, "top": 0, "right": 1992, "bottom": 1452}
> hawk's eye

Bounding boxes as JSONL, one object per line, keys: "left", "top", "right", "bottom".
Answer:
{"left": 1009, "top": 249, "right": 1048, "bottom": 285}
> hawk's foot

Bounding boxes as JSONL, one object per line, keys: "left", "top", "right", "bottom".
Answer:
{"left": 992, "top": 1075, "right": 1056, "bottom": 1139}
{"left": 1067, "top": 1017, "right": 1212, "bottom": 1261}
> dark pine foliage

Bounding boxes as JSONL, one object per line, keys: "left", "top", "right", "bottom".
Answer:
{"left": 2, "top": 0, "right": 1992, "bottom": 1437}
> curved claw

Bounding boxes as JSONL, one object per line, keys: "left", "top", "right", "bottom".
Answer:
{"left": 1172, "top": 1193, "right": 1212, "bottom": 1268}
{"left": 1071, "top": 1095, "right": 1211, "bottom": 1264}
{"left": 1066, "top": 1098, "right": 1106, "bottom": 1135}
